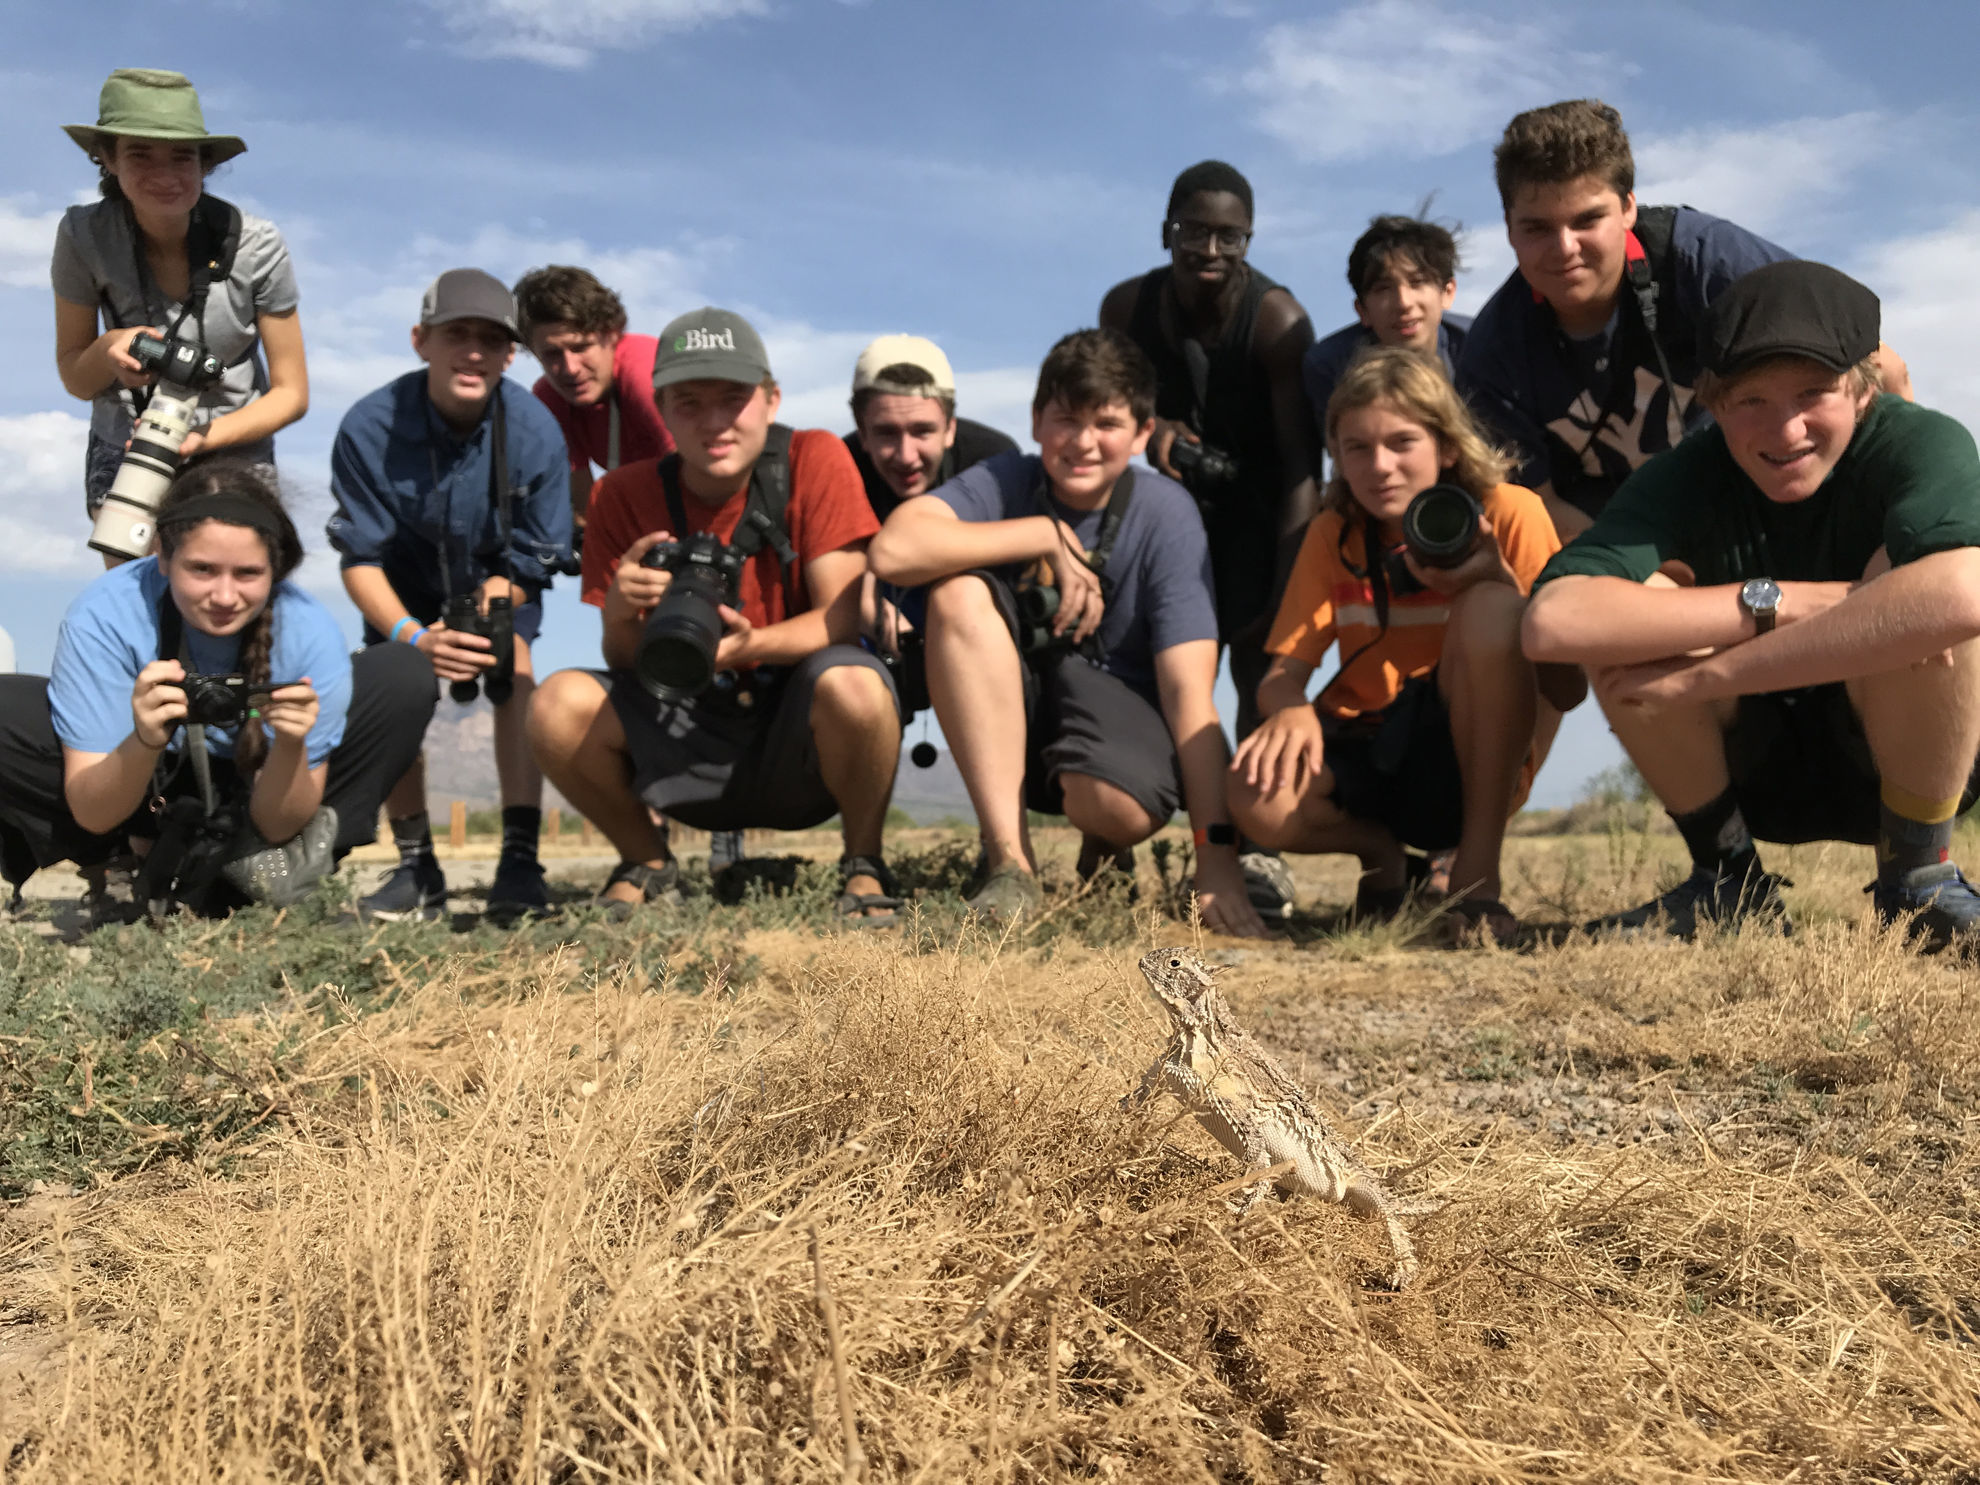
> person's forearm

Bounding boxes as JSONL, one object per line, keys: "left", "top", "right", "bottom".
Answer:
{"left": 868, "top": 513, "right": 1058, "bottom": 587}
{"left": 735, "top": 612, "right": 834, "bottom": 668}
{"left": 57, "top": 337, "right": 121, "bottom": 402}
{"left": 66, "top": 735, "right": 164, "bottom": 835}
{"left": 1255, "top": 664, "right": 1312, "bottom": 718}
{"left": 199, "top": 385, "right": 308, "bottom": 451}
{"left": 1676, "top": 548, "right": 1980, "bottom": 701}
{"left": 248, "top": 737, "right": 324, "bottom": 843}
{"left": 342, "top": 565, "right": 414, "bottom": 640}
{"left": 601, "top": 608, "right": 642, "bottom": 671}
{"left": 1525, "top": 575, "right": 1850, "bottom": 666}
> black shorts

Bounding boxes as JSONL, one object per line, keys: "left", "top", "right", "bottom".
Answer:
{"left": 969, "top": 571, "right": 1184, "bottom": 823}
{"left": 1322, "top": 672, "right": 1465, "bottom": 852}
{"left": 606, "top": 645, "right": 897, "bottom": 832}
{"left": 1726, "top": 683, "right": 1980, "bottom": 845}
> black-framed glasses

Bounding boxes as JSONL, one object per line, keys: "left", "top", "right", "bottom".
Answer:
{"left": 1169, "top": 220, "right": 1251, "bottom": 253}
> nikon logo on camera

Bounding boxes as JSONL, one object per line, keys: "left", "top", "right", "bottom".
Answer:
{"left": 675, "top": 327, "right": 737, "bottom": 353}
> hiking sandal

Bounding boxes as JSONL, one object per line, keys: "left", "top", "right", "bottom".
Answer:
{"left": 601, "top": 859, "right": 682, "bottom": 921}
{"left": 835, "top": 854, "right": 902, "bottom": 929}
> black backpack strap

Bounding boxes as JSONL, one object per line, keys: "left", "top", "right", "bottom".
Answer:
{"left": 657, "top": 452, "right": 690, "bottom": 537}
{"left": 730, "top": 424, "right": 799, "bottom": 568}
{"left": 1625, "top": 205, "right": 1684, "bottom": 420}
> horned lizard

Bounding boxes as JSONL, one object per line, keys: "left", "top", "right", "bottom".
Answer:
{"left": 1128, "top": 946, "right": 1437, "bottom": 1289}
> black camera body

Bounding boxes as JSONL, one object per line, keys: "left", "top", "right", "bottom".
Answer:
{"left": 1168, "top": 436, "right": 1239, "bottom": 489}
{"left": 637, "top": 532, "right": 747, "bottom": 701}
{"left": 130, "top": 332, "right": 227, "bottom": 391}
{"left": 1382, "top": 483, "right": 1484, "bottom": 597}
{"left": 441, "top": 594, "right": 516, "bottom": 706}
{"left": 182, "top": 673, "right": 274, "bottom": 729}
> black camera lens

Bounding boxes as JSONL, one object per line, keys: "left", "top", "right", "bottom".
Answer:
{"left": 1015, "top": 582, "right": 1060, "bottom": 626}
{"left": 1401, "top": 483, "right": 1483, "bottom": 568}
{"left": 636, "top": 567, "right": 728, "bottom": 701}
{"left": 184, "top": 675, "right": 248, "bottom": 728}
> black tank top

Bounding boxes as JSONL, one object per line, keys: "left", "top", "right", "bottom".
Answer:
{"left": 1125, "top": 262, "right": 1284, "bottom": 524}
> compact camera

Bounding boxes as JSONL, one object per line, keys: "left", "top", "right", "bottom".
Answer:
{"left": 181, "top": 673, "right": 275, "bottom": 729}
{"left": 89, "top": 332, "right": 228, "bottom": 561}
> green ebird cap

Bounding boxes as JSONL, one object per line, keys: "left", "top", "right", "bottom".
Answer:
{"left": 63, "top": 69, "right": 247, "bottom": 165}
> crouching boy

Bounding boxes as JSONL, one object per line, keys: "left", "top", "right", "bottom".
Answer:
{"left": 527, "top": 308, "right": 905, "bottom": 923}
{"left": 867, "top": 328, "right": 1266, "bottom": 937}
{"left": 1523, "top": 262, "right": 1980, "bottom": 946}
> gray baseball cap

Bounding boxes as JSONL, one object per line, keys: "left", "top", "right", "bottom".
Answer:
{"left": 653, "top": 306, "right": 773, "bottom": 392}
{"left": 420, "top": 268, "right": 520, "bottom": 340}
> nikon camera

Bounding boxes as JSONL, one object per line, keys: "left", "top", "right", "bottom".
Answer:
{"left": 89, "top": 332, "right": 227, "bottom": 560}
{"left": 440, "top": 595, "right": 516, "bottom": 706}
{"left": 636, "top": 532, "right": 747, "bottom": 701}
{"left": 180, "top": 674, "right": 275, "bottom": 729}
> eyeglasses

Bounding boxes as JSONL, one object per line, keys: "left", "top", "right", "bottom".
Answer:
{"left": 1169, "top": 221, "right": 1251, "bottom": 254}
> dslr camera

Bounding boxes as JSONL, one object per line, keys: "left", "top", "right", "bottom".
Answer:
{"left": 440, "top": 594, "right": 516, "bottom": 706}
{"left": 181, "top": 673, "right": 275, "bottom": 730}
{"left": 636, "top": 532, "right": 747, "bottom": 701}
{"left": 89, "top": 332, "right": 228, "bottom": 561}
{"left": 1167, "top": 436, "right": 1239, "bottom": 490}
{"left": 1383, "top": 482, "right": 1484, "bottom": 597}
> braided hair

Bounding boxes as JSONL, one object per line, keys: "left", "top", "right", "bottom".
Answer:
{"left": 155, "top": 462, "right": 303, "bottom": 777}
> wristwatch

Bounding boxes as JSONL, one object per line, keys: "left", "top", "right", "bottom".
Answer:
{"left": 1739, "top": 577, "right": 1782, "bottom": 635}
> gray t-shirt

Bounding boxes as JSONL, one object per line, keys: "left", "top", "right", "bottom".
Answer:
{"left": 933, "top": 451, "right": 1219, "bottom": 699}
{"left": 51, "top": 198, "right": 300, "bottom": 461}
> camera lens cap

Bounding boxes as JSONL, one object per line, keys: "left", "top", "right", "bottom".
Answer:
{"left": 910, "top": 741, "right": 939, "bottom": 769}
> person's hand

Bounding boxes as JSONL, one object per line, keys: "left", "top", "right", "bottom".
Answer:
{"left": 419, "top": 619, "right": 494, "bottom": 682}
{"left": 1593, "top": 653, "right": 1717, "bottom": 709}
{"left": 1150, "top": 418, "right": 1197, "bottom": 480}
{"left": 177, "top": 429, "right": 208, "bottom": 458}
{"left": 1046, "top": 526, "right": 1107, "bottom": 644}
{"left": 131, "top": 659, "right": 188, "bottom": 749}
{"left": 607, "top": 530, "right": 676, "bottom": 619}
{"left": 712, "top": 604, "right": 756, "bottom": 670}
{"left": 257, "top": 678, "right": 320, "bottom": 746}
{"left": 1230, "top": 704, "right": 1324, "bottom": 798}
{"left": 1193, "top": 853, "right": 1270, "bottom": 939}
{"left": 105, "top": 326, "right": 161, "bottom": 389}
{"left": 1402, "top": 516, "right": 1520, "bottom": 597}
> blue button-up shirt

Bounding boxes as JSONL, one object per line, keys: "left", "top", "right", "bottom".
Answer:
{"left": 327, "top": 371, "right": 573, "bottom": 601}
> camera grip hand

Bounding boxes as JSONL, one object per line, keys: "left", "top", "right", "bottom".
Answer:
{"left": 259, "top": 679, "right": 320, "bottom": 744}
{"left": 131, "top": 658, "right": 188, "bottom": 750}
{"left": 610, "top": 530, "right": 676, "bottom": 618}
{"left": 1404, "top": 515, "right": 1518, "bottom": 597}
{"left": 105, "top": 326, "right": 162, "bottom": 389}
{"left": 712, "top": 605, "right": 756, "bottom": 670}
{"left": 1151, "top": 419, "right": 1196, "bottom": 481}
{"left": 422, "top": 622, "right": 494, "bottom": 682}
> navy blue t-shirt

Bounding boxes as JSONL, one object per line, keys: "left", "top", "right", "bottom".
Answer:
{"left": 1456, "top": 208, "right": 1792, "bottom": 516}
{"left": 931, "top": 451, "right": 1219, "bottom": 701}
{"left": 1303, "top": 315, "right": 1471, "bottom": 449}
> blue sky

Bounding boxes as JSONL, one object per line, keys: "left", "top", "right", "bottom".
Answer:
{"left": 4, "top": 0, "right": 1978, "bottom": 805}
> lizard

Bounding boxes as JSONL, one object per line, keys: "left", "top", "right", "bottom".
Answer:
{"left": 1126, "top": 945, "right": 1437, "bottom": 1289}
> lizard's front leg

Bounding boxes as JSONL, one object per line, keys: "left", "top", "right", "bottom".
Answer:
{"left": 1235, "top": 1124, "right": 1278, "bottom": 1218}
{"left": 1122, "top": 1054, "right": 1169, "bottom": 1112}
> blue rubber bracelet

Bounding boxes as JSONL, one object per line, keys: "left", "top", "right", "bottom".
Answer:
{"left": 410, "top": 627, "right": 429, "bottom": 647}
{"left": 390, "top": 616, "right": 416, "bottom": 644}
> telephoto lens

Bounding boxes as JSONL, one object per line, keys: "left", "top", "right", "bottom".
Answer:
{"left": 1400, "top": 483, "right": 1484, "bottom": 569}
{"left": 88, "top": 333, "right": 228, "bottom": 561}
{"left": 441, "top": 595, "right": 486, "bottom": 704}
{"left": 635, "top": 534, "right": 742, "bottom": 701}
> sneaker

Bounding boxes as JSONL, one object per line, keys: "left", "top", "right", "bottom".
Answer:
{"left": 1586, "top": 863, "right": 1790, "bottom": 940}
{"left": 1239, "top": 851, "right": 1296, "bottom": 919}
{"left": 1870, "top": 862, "right": 1980, "bottom": 951}
{"left": 967, "top": 863, "right": 1044, "bottom": 924}
{"left": 358, "top": 858, "right": 448, "bottom": 924}
{"left": 709, "top": 829, "right": 746, "bottom": 874}
{"left": 485, "top": 852, "right": 552, "bottom": 926}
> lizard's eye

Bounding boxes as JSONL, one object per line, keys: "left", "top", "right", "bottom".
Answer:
{"left": 1169, "top": 958, "right": 1182, "bottom": 968}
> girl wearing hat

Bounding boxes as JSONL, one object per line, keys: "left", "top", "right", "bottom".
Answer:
{"left": 52, "top": 68, "right": 310, "bottom": 560}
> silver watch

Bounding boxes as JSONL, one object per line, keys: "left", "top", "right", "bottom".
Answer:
{"left": 1739, "top": 577, "right": 1782, "bottom": 635}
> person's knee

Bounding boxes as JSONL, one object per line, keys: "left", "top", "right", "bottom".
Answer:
{"left": 1445, "top": 580, "right": 1526, "bottom": 656}
{"left": 925, "top": 573, "right": 1000, "bottom": 634}
{"left": 1060, "top": 772, "right": 1160, "bottom": 845}
{"left": 528, "top": 670, "right": 611, "bottom": 760}
{"left": 810, "top": 662, "right": 898, "bottom": 736}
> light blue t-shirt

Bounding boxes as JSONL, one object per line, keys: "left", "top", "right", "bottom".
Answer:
{"left": 49, "top": 558, "right": 352, "bottom": 766}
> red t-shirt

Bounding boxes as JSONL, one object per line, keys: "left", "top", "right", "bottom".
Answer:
{"left": 531, "top": 332, "right": 675, "bottom": 477}
{"left": 582, "top": 428, "right": 878, "bottom": 630}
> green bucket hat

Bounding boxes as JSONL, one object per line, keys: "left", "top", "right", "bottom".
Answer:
{"left": 63, "top": 68, "right": 247, "bottom": 165}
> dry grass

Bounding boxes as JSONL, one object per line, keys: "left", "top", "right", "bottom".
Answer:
{"left": 5, "top": 832, "right": 1980, "bottom": 1482}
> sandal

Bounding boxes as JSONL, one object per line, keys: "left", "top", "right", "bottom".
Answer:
{"left": 601, "top": 859, "right": 682, "bottom": 922}
{"left": 1352, "top": 852, "right": 1433, "bottom": 922}
{"left": 835, "top": 854, "right": 902, "bottom": 929}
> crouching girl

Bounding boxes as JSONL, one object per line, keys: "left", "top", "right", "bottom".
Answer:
{"left": 1228, "top": 347, "right": 1561, "bottom": 941}
{"left": 0, "top": 465, "right": 435, "bottom": 920}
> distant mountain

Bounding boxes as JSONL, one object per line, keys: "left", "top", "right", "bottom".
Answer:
{"left": 420, "top": 698, "right": 975, "bottom": 825}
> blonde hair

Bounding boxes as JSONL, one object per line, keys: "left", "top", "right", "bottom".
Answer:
{"left": 1693, "top": 353, "right": 1882, "bottom": 414}
{"left": 1323, "top": 345, "right": 1511, "bottom": 514}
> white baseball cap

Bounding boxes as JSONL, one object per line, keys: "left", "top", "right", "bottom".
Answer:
{"left": 852, "top": 334, "right": 956, "bottom": 399}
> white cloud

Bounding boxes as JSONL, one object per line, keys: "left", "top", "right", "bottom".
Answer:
{"left": 0, "top": 411, "right": 95, "bottom": 576}
{"left": 1634, "top": 113, "right": 1889, "bottom": 239}
{"left": 0, "top": 196, "right": 64, "bottom": 290}
{"left": 426, "top": 0, "right": 766, "bottom": 67}
{"left": 1234, "top": 0, "right": 1610, "bottom": 163}
{"left": 1854, "top": 210, "right": 1980, "bottom": 436}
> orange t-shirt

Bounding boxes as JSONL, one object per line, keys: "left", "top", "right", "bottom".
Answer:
{"left": 1266, "top": 483, "right": 1560, "bottom": 720}
{"left": 581, "top": 428, "right": 879, "bottom": 629}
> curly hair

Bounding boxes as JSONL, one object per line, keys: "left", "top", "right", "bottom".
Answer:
{"left": 1166, "top": 160, "right": 1254, "bottom": 222}
{"left": 1492, "top": 99, "right": 1633, "bottom": 211}
{"left": 156, "top": 463, "right": 304, "bottom": 778}
{"left": 512, "top": 265, "right": 628, "bottom": 343}
{"left": 1322, "top": 346, "right": 1511, "bottom": 515}
{"left": 1346, "top": 214, "right": 1462, "bottom": 297}
{"left": 1032, "top": 328, "right": 1157, "bottom": 426}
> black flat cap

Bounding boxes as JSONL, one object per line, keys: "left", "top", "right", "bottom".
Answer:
{"left": 1699, "top": 260, "right": 1880, "bottom": 377}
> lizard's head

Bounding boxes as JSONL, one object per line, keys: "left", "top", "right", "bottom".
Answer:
{"left": 1138, "top": 947, "right": 1225, "bottom": 1030}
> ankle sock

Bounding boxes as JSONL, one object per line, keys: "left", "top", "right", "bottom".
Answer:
{"left": 1670, "top": 788, "right": 1759, "bottom": 881}
{"left": 1876, "top": 782, "right": 1960, "bottom": 885}
{"left": 501, "top": 805, "right": 542, "bottom": 861}
{"left": 390, "top": 812, "right": 435, "bottom": 871}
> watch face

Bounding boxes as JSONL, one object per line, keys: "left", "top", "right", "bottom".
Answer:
{"left": 1741, "top": 578, "right": 1781, "bottom": 613}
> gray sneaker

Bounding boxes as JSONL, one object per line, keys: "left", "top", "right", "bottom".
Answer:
{"left": 1240, "top": 851, "right": 1296, "bottom": 918}
{"left": 967, "top": 863, "right": 1044, "bottom": 923}
{"left": 223, "top": 807, "right": 340, "bottom": 908}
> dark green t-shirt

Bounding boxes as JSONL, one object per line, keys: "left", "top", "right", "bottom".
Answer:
{"left": 1535, "top": 396, "right": 1980, "bottom": 588}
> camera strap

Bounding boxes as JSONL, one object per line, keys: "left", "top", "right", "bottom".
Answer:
{"left": 1313, "top": 513, "right": 1394, "bottom": 713}
{"left": 115, "top": 194, "right": 244, "bottom": 418}
{"left": 490, "top": 382, "right": 515, "bottom": 590}
{"left": 658, "top": 423, "right": 799, "bottom": 575}
{"left": 1032, "top": 465, "right": 1134, "bottom": 582}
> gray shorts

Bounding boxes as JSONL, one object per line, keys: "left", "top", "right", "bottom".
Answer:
{"left": 605, "top": 645, "right": 897, "bottom": 832}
